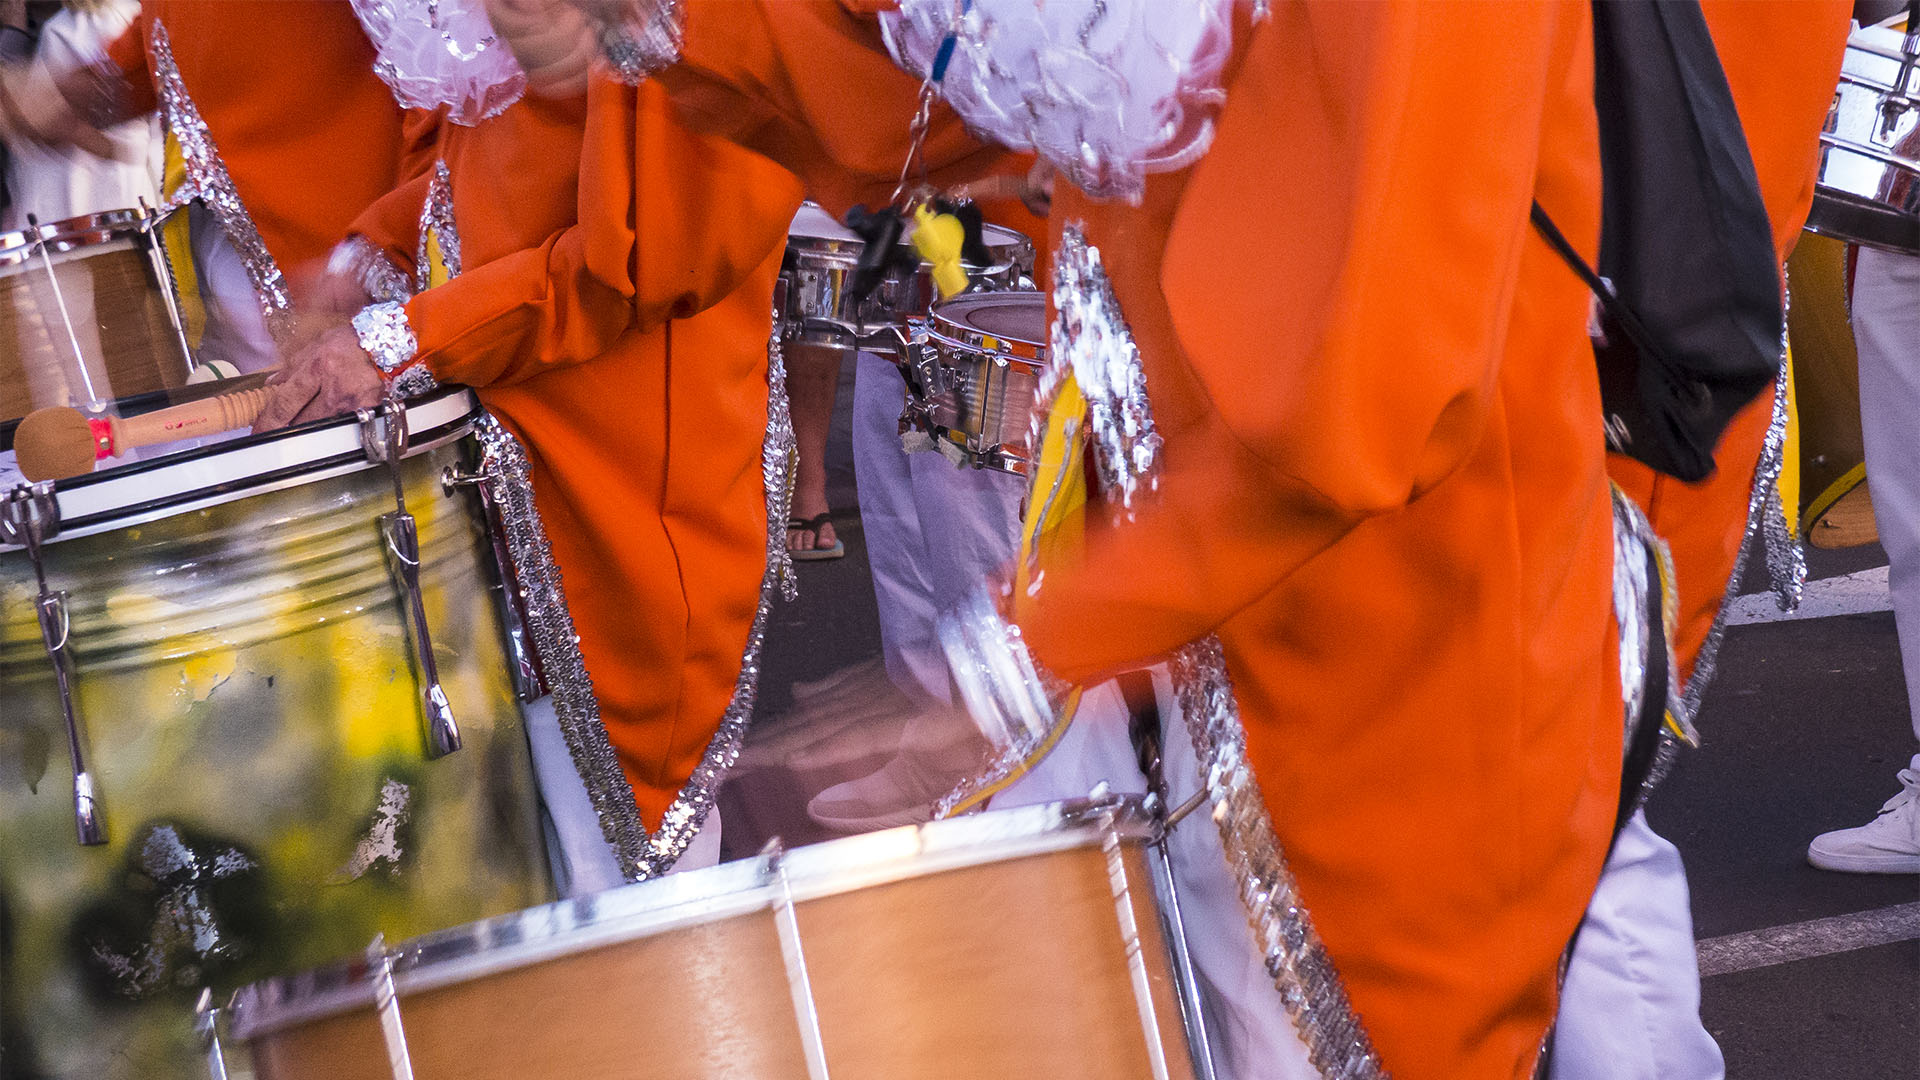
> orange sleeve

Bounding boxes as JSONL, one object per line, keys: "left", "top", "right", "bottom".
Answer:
{"left": 661, "top": 0, "right": 1004, "bottom": 214}
{"left": 1017, "top": 2, "right": 1584, "bottom": 682}
{"left": 101, "top": 14, "right": 155, "bottom": 117}
{"left": 344, "top": 109, "right": 446, "bottom": 280}
{"left": 403, "top": 78, "right": 802, "bottom": 389}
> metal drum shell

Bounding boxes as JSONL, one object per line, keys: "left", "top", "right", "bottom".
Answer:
{"left": 780, "top": 203, "right": 1036, "bottom": 351}
{"left": 1807, "top": 23, "right": 1920, "bottom": 254}
{"left": 230, "top": 798, "right": 1197, "bottom": 1080}
{"left": 915, "top": 291, "right": 1049, "bottom": 475}
{"left": 0, "top": 391, "right": 554, "bottom": 1080}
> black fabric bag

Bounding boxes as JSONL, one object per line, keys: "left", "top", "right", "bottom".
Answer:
{"left": 1534, "top": 0, "right": 1783, "bottom": 482}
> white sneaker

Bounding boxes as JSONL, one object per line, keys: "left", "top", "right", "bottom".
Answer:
{"left": 1806, "top": 754, "right": 1920, "bottom": 873}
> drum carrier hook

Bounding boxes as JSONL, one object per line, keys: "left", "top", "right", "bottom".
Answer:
{"left": 2, "top": 483, "right": 105, "bottom": 845}
{"left": 359, "top": 403, "right": 461, "bottom": 758}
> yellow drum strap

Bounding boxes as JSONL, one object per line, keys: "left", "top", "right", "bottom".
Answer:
{"left": 939, "top": 374, "right": 1095, "bottom": 818}
{"left": 158, "top": 131, "right": 208, "bottom": 350}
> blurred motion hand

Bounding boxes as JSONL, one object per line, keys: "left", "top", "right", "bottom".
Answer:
{"left": 251, "top": 324, "right": 386, "bottom": 433}
{"left": 0, "top": 57, "right": 117, "bottom": 159}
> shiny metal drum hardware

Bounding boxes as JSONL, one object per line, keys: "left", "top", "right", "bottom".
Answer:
{"left": 443, "top": 458, "right": 547, "bottom": 702}
{"left": 361, "top": 406, "right": 461, "bottom": 758}
{"left": 368, "top": 937, "right": 417, "bottom": 1080}
{"left": 765, "top": 839, "right": 833, "bottom": 1080}
{"left": 2, "top": 482, "right": 104, "bottom": 845}
{"left": 194, "top": 989, "right": 231, "bottom": 1080}
{"left": 1807, "top": 15, "right": 1920, "bottom": 253}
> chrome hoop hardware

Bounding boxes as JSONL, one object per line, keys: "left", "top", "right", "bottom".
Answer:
{"left": 136, "top": 197, "right": 201, "bottom": 380}
{"left": 367, "top": 936, "right": 416, "bottom": 1080}
{"left": 764, "top": 840, "right": 831, "bottom": 1080}
{"left": 360, "top": 406, "right": 460, "bottom": 757}
{"left": 442, "top": 454, "right": 547, "bottom": 702}
{"left": 194, "top": 987, "right": 230, "bottom": 1080}
{"left": 24, "top": 213, "right": 104, "bottom": 409}
{"left": 3, "top": 484, "right": 104, "bottom": 845}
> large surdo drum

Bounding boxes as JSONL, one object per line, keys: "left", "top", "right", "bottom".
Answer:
{"left": 225, "top": 797, "right": 1199, "bottom": 1080}
{"left": 0, "top": 207, "right": 196, "bottom": 425}
{"left": 0, "top": 389, "right": 554, "bottom": 1079}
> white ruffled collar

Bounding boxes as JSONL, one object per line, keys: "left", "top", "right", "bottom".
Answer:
{"left": 882, "top": 0, "right": 1239, "bottom": 202}
{"left": 351, "top": 0, "right": 527, "bottom": 126}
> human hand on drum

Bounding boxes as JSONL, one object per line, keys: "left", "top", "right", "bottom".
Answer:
{"left": 251, "top": 324, "right": 387, "bottom": 433}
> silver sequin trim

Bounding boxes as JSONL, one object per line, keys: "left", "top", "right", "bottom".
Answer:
{"left": 330, "top": 235, "right": 414, "bottom": 305}
{"left": 475, "top": 414, "right": 653, "bottom": 879}
{"left": 1173, "top": 639, "right": 1387, "bottom": 1079}
{"left": 1052, "top": 225, "right": 1163, "bottom": 517}
{"left": 597, "top": 0, "right": 685, "bottom": 85}
{"left": 1679, "top": 279, "right": 1802, "bottom": 732}
{"left": 148, "top": 21, "right": 293, "bottom": 338}
{"left": 635, "top": 309, "right": 797, "bottom": 874}
{"left": 417, "top": 161, "right": 462, "bottom": 293}
{"left": 391, "top": 364, "right": 441, "bottom": 400}
{"left": 354, "top": 301, "right": 420, "bottom": 374}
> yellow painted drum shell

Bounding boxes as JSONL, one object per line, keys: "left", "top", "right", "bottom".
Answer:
{"left": 0, "top": 424, "right": 553, "bottom": 1079}
{"left": 1788, "top": 231, "right": 1878, "bottom": 550}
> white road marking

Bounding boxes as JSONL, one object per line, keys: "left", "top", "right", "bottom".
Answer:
{"left": 1697, "top": 900, "right": 1920, "bottom": 977}
{"left": 1726, "top": 566, "right": 1892, "bottom": 626}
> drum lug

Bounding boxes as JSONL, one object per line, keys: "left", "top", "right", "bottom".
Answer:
{"left": 3, "top": 484, "right": 105, "bottom": 846}
{"left": 362, "top": 407, "right": 462, "bottom": 759}
{"left": 194, "top": 988, "right": 231, "bottom": 1080}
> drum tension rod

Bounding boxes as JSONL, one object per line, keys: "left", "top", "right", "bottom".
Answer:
{"left": 194, "top": 988, "right": 230, "bottom": 1080}
{"left": 763, "top": 839, "right": 832, "bottom": 1080}
{"left": 2, "top": 484, "right": 105, "bottom": 846}
{"left": 442, "top": 458, "right": 549, "bottom": 703}
{"left": 360, "top": 406, "right": 461, "bottom": 759}
{"left": 366, "top": 935, "right": 418, "bottom": 1080}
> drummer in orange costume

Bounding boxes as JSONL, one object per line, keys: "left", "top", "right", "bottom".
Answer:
{"left": 584, "top": 1, "right": 1621, "bottom": 1076}
{"left": 253, "top": 2, "right": 808, "bottom": 882}
{"left": 1550, "top": 5, "right": 1854, "bottom": 1076}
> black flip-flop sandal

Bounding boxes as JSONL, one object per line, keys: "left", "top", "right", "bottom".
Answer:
{"left": 787, "top": 512, "right": 846, "bottom": 561}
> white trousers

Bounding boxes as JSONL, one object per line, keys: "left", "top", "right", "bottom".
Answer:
{"left": 994, "top": 674, "right": 1322, "bottom": 1080}
{"left": 1853, "top": 245, "right": 1920, "bottom": 744}
{"left": 1551, "top": 811, "right": 1723, "bottom": 1080}
{"left": 851, "top": 349, "right": 1026, "bottom": 707}
{"left": 521, "top": 696, "right": 722, "bottom": 898}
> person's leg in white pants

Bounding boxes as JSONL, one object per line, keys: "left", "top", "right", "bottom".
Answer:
{"left": 1807, "top": 245, "right": 1920, "bottom": 873}
{"left": 1551, "top": 811, "right": 1724, "bottom": 1080}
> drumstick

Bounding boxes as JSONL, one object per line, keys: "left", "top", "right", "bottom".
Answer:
{"left": 14, "top": 385, "right": 274, "bottom": 481}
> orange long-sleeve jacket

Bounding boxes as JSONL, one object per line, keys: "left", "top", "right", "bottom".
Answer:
{"left": 346, "top": 75, "right": 804, "bottom": 835}
{"left": 102, "top": 0, "right": 408, "bottom": 275}
{"left": 663, "top": 3, "right": 1617, "bottom": 1076}
{"left": 1607, "top": 0, "right": 1853, "bottom": 682}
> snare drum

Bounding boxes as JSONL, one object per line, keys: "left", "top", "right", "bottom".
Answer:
{"left": 912, "top": 291, "right": 1048, "bottom": 474}
{"left": 0, "top": 390, "right": 553, "bottom": 1080}
{"left": 0, "top": 207, "right": 195, "bottom": 423}
{"left": 780, "top": 202, "right": 1035, "bottom": 350}
{"left": 1806, "top": 19, "right": 1920, "bottom": 254}
{"left": 227, "top": 797, "right": 1199, "bottom": 1080}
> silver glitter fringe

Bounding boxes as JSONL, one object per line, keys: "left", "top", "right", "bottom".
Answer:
{"left": 597, "top": 0, "right": 685, "bottom": 85}
{"left": 474, "top": 414, "right": 653, "bottom": 880}
{"left": 1051, "top": 225, "right": 1163, "bottom": 518}
{"left": 417, "top": 161, "right": 463, "bottom": 293}
{"left": 148, "top": 21, "right": 293, "bottom": 339}
{"left": 331, "top": 235, "right": 413, "bottom": 305}
{"left": 1679, "top": 282, "right": 1803, "bottom": 736}
{"left": 1611, "top": 486, "right": 1691, "bottom": 756}
{"left": 1172, "top": 639, "right": 1386, "bottom": 1080}
{"left": 632, "top": 309, "right": 797, "bottom": 875}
